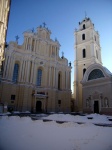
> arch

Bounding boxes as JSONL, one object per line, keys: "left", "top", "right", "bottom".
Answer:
{"left": 88, "top": 69, "right": 104, "bottom": 80}
{"left": 12, "top": 63, "right": 19, "bottom": 83}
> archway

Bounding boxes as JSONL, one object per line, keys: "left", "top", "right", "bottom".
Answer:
{"left": 36, "top": 101, "right": 42, "bottom": 112}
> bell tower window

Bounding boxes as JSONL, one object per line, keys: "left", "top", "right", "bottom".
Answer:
{"left": 82, "top": 34, "right": 85, "bottom": 40}
{"left": 82, "top": 49, "right": 86, "bottom": 58}
{"left": 83, "top": 24, "right": 85, "bottom": 29}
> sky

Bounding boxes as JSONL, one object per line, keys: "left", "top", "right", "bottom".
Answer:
{"left": 6, "top": 0, "right": 112, "bottom": 91}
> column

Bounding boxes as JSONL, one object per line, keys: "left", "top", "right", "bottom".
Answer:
{"left": 3, "top": 55, "right": 8, "bottom": 78}
{"left": 49, "top": 67, "right": 51, "bottom": 86}
{"left": 66, "top": 71, "right": 68, "bottom": 89}
{"left": 36, "top": 40, "right": 39, "bottom": 53}
{"left": 30, "top": 61, "right": 34, "bottom": 83}
{"left": 21, "top": 60, "right": 25, "bottom": 82}
{"left": 53, "top": 67, "right": 55, "bottom": 88}
{"left": 34, "top": 39, "right": 37, "bottom": 52}
{"left": 18, "top": 60, "right": 23, "bottom": 82}
{"left": 33, "top": 62, "right": 37, "bottom": 84}
{"left": 26, "top": 60, "right": 30, "bottom": 83}
{"left": 24, "top": 61, "right": 27, "bottom": 82}
{"left": 10, "top": 57, "right": 15, "bottom": 81}
{"left": 65, "top": 71, "right": 67, "bottom": 89}
{"left": 69, "top": 71, "right": 71, "bottom": 89}
{"left": 19, "top": 59, "right": 23, "bottom": 82}
{"left": 6, "top": 56, "right": 11, "bottom": 79}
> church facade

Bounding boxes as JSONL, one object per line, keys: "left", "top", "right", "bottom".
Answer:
{"left": 74, "top": 17, "right": 112, "bottom": 114}
{"left": 0, "top": 24, "right": 72, "bottom": 113}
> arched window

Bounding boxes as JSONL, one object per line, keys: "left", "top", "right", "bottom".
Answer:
{"left": 12, "top": 63, "right": 19, "bottom": 83}
{"left": 83, "top": 24, "right": 85, "bottom": 29}
{"left": 88, "top": 69, "right": 104, "bottom": 80}
{"left": 83, "top": 49, "right": 86, "bottom": 58}
{"left": 83, "top": 68, "right": 86, "bottom": 76}
{"left": 82, "top": 34, "right": 85, "bottom": 40}
{"left": 36, "top": 69, "right": 42, "bottom": 86}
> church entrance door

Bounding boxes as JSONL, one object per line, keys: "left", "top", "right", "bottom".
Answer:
{"left": 94, "top": 101, "right": 99, "bottom": 113}
{"left": 36, "top": 101, "right": 42, "bottom": 112}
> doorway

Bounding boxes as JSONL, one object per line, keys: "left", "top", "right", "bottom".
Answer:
{"left": 36, "top": 101, "right": 42, "bottom": 112}
{"left": 94, "top": 101, "right": 99, "bottom": 113}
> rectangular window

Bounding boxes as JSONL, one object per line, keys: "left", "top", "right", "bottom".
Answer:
{"left": 11, "top": 95, "right": 16, "bottom": 100}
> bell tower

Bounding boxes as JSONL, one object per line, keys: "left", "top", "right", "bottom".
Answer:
{"left": 74, "top": 17, "right": 102, "bottom": 111}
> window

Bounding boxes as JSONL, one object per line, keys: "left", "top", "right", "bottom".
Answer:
{"left": 12, "top": 63, "right": 19, "bottom": 83}
{"left": 83, "top": 68, "right": 86, "bottom": 76}
{"left": 83, "top": 24, "right": 85, "bottom": 29}
{"left": 83, "top": 49, "right": 86, "bottom": 58}
{"left": 36, "top": 69, "right": 42, "bottom": 86}
{"left": 88, "top": 69, "right": 104, "bottom": 80}
{"left": 11, "top": 95, "right": 16, "bottom": 100}
{"left": 82, "top": 34, "right": 85, "bottom": 40}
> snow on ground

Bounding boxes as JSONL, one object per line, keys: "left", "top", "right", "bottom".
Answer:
{"left": 0, "top": 113, "right": 112, "bottom": 150}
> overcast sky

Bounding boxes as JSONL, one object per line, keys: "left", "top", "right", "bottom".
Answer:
{"left": 6, "top": 0, "right": 112, "bottom": 91}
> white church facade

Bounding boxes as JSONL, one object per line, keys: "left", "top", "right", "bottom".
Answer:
{"left": 0, "top": 24, "right": 72, "bottom": 113}
{"left": 74, "top": 17, "right": 112, "bottom": 115}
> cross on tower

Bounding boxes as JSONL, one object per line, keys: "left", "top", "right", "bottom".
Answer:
{"left": 43, "top": 22, "right": 46, "bottom": 28}
{"left": 15, "top": 35, "right": 19, "bottom": 43}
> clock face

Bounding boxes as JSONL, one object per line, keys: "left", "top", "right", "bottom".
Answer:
{"left": 88, "top": 69, "right": 104, "bottom": 80}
